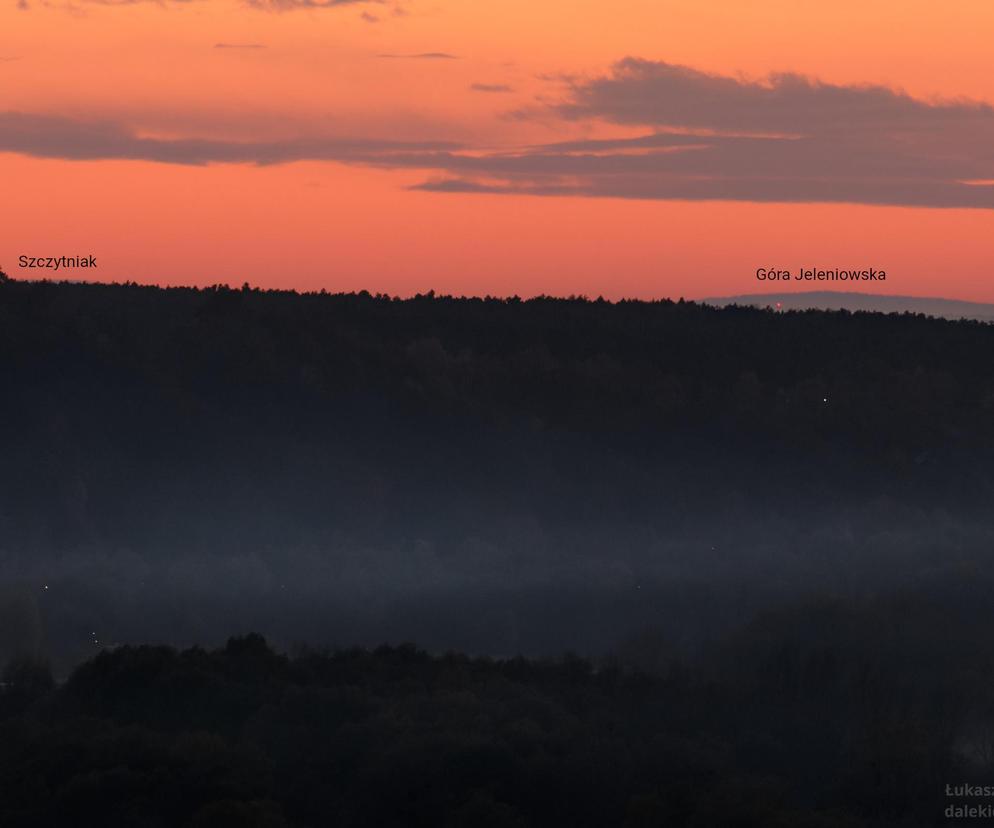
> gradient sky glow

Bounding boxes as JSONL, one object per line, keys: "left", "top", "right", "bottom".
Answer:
{"left": 3, "top": 0, "right": 994, "bottom": 300}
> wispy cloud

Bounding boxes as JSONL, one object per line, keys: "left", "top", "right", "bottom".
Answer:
{"left": 214, "top": 42, "right": 266, "bottom": 49}
{"left": 245, "top": 0, "right": 375, "bottom": 9}
{"left": 68, "top": 0, "right": 197, "bottom": 5}
{"left": 27, "top": 0, "right": 381, "bottom": 10}
{"left": 470, "top": 83, "right": 513, "bottom": 94}
{"left": 376, "top": 52, "right": 458, "bottom": 60}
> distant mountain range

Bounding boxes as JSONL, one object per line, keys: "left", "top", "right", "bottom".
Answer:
{"left": 701, "top": 291, "right": 994, "bottom": 322}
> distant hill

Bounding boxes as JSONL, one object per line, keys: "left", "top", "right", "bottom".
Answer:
{"left": 702, "top": 290, "right": 994, "bottom": 322}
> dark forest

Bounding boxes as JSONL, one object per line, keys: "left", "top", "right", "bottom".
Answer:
{"left": 2, "top": 275, "right": 994, "bottom": 825}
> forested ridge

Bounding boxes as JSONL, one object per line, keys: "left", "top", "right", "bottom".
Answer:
{"left": 2, "top": 275, "right": 993, "bottom": 552}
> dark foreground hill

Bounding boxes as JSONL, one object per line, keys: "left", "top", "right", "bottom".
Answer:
{"left": 2, "top": 277, "right": 994, "bottom": 669}
{"left": 3, "top": 608, "right": 993, "bottom": 828}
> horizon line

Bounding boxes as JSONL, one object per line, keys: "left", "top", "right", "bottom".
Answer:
{"left": 4, "top": 274, "right": 994, "bottom": 317}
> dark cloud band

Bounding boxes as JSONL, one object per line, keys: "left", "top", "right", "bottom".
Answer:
{"left": 4, "top": 58, "right": 994, "bottom": 210}
{"left": 0, "top": 112, "right": 460, "bottom": 165}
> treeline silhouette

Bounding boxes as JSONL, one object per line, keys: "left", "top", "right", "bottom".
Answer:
{"left": 5, "top": 586, "right": 994, "bottom": 828}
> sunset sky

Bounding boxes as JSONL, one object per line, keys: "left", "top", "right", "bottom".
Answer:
{"left": 2, "top": 0, "right": 994, "bottom": 300}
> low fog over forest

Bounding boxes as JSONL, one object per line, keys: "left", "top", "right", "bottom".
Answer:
{"left": 2, "top": 276, "right": 994, "bottom": 673}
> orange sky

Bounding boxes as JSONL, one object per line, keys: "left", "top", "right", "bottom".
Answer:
{"left": 2, "top": 0, "right": 994, "bottom": 300}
